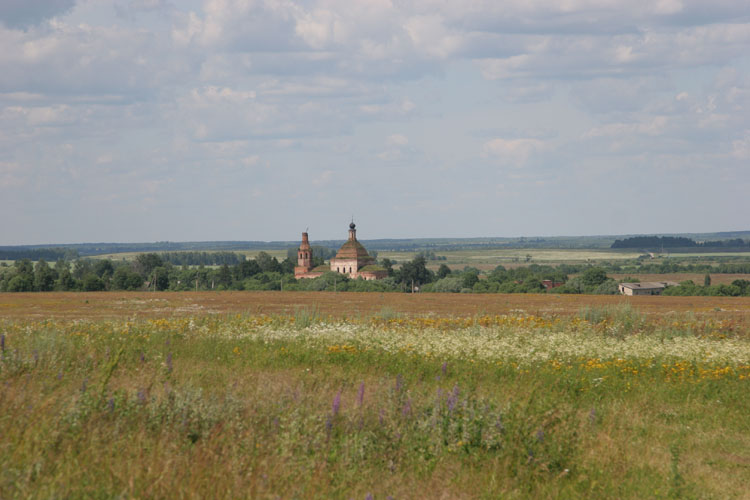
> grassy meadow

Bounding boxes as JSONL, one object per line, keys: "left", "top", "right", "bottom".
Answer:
{"left": 2, "top": 293, "right": 750, "bottom": 498}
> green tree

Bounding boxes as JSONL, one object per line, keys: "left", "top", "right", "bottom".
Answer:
{"left": 436, "top": 264, "right": 452, "bottom": 279}
{"left": 134, "top": 253, "right": 164, "bottom": 278}
{"left": 113, "top": 267, "right": 144, "bottom": 290}
{"left": 82, "top": 273, "right": 105, "bottom": 291}
{"left": 581, "top": 267, "right": 608, "bottom": 287}
{"left": 399, "top": 255, "right": 433, "bottom": 291}
{"left": 72, "top": 259, "right": 92, "bottom": 280}
{"left": 280, "top": 257, "right": 295, "bottom": 275}
{"left": 380, "top": 258, "right": 396, "bottom": 277}
{"left": 7, "top": 274, "right": 34, "bottom": 292}
{"left": 55, "top": 260, "right": 76, "bottom": 290}
{"left": 235, "top": 260, "right": 261, "bottom": 279}
{"left": 461, "top": 269, "right": 480, "bottom": 289}
{"left": 256, "top": 252, "right": 282, "bottom": 273}
{"left": 217, "top": 264, "right": 233, "bottom": 288}
{"left": 94, "top": 259, "right": 115, "bottom": 279}
{"left": 152, "top": 267, "right": 170, "bottom": 291}
{"left": 34, "top": 259, "right": 57, "bottom": 291}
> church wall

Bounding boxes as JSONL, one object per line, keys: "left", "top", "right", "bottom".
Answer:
{"left": 330, "top": 258, "right": 359, "bottom": 278}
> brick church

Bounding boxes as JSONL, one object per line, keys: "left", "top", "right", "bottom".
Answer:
{"left": 294, "top": 222, "right": 387, "bottom": 280}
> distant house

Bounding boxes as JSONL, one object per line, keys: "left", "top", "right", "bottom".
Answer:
{"left": 541, "top": 280, "right": 564, "bottom": 290}
{"left": 618, "top": 282, "right": 678, "bottom": 296}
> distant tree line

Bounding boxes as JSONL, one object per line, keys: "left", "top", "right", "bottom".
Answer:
{"left": 3, "top": 251, "right": 750, "bottom": 297}
{"left": 157, "top": 251, "right": 246, "bottom": 266}
{"left": 416, "top": 250, "right": 447, "bottom": 261}
{"left": 0, "top": 247, "right": 78, "bottom": 261}
{"left": 612, "top": 236, "right": 749, "bottom": 250}
{"left": 663, "top": 279, "right": 750, "bottom": 297}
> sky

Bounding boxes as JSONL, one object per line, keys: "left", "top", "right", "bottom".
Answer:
{"left": 1, "top": 0, "right": 749, "bottom": 245}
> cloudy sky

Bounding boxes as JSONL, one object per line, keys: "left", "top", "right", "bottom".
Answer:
{"left": 1, "top": 0, "right": 749, "bottom": 245}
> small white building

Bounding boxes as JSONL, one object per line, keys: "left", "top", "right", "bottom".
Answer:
{"left": 618, "top": 282, "right": 677, "bottom": 296}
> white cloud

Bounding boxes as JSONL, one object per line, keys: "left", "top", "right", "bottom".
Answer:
{"left": 386, "top": 134, "right": 408, "bottom": 146}
{"left": 482, "top": 138, "right": 547, "bottom": 167}
{"left": 733, "top": 131, "right": 750, "bottom": 160}
{"left": 1, "top": 0, "right": 750, "bottom": 243}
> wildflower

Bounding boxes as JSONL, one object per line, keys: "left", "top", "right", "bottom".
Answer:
{"left": 402, "top": 398, "right": 412, "bottom": 417}
{"left": 442, "top": 361, "right": 448, "bottom": 375}
{"left": 140, "top": 351, "right": 145, "bottom": 363}
{"left": 81, "top": 378, "right": 87, "bottom": 393}
{"left": 447, "top": 384, "right": 459, "bottom": 412}
{"left": 0, "top": 334, "right": 5, "bottom": 353}
{"left": 535, "top": 429, "right": 545, "bottom": 442}
{"left": 166, "top": 352, "right": 173, "bottom": 373}
{"left": 395, "top": 374, "right": 403, "bottom": 393}
{"left": 325, "top": 415, "right": 333, "bottom": 436}
{"left": 108, "top": 398, "right": 115, "bottom": 413}
{"left": 137, "top": 389, "right": 147, "bottom": 404}
{"left": 366, "top": 494, "right": 374, "bottom": 500}
{"left": 589, "top": 408, "right": 596, "bottom": 424}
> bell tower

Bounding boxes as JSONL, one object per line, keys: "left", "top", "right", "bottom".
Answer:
{"left": 295, "top": 232, "right": 313, "bottom": 277}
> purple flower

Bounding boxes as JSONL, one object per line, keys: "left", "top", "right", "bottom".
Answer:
{"left": 137, "top": 389, "right": 147, "bottom": 404}
{"left": 325, "top": 415, "right": 333, "bottom": 435}
{"left": 357, "top": 381, "right": 365, "bottom": 406}
{"left": 535, "top": 429, "right": 545, "bottom": 442}
{"left": 81, "top": 378, "right": 88, "bottom": 393}
{"left": 332, "top": 390, "right": 341, "bottom": 417}
{"left": 365, "top": 494, "right": 374, "bottom": 500}
{"left": 140, "top": 351, "right": 145, "bottom": 363}
{"left": 32, "top": 350, "right": 39, "bottom": 363}
{"left": 108, "top": 398, "right": 115, "bottom": 412}
{"left": 447, "top": 384, "right": 459, "bottom": 412}
{"left": 0, "top": 334, "right": 5, "bottom": 353}
{"left": 402, "top": 398, "right": 412, "bottom": 417}
{"left": 441, "top": 361, "right": 447, "bottom": 375}
{"left": 379, "top": 408, "right": 384, "bottom": 426}
{"left": 166, "top": 352, "right": 173, "bottom": 373}
{"left": 57, "top": 371, "right": 62, "bottom": 380}
{"left": 395, "top": 374, "right": 403, "bottom": 393}
{"left": 589, "top": 408, "right": 596, "bottom": 424}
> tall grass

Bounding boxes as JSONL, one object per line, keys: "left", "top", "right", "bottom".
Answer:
{"left": 578, "top": 303, "right": 647, "bottom": 338}
{"left": 1, "top": 313, "right": 749, "bottom": 498}
{"left": 293, "top": 305, "right": 321, "bottom": 329}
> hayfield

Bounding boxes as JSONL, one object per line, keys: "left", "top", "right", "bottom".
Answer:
{"left": 2, "top": 292, "right": 750, "bottom": 498}
{"left": 2, "top": 291, "right": 750, "bottom": 321}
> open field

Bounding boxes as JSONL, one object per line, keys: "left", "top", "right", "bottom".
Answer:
{"left": 2, "top": 291, "right": 750, "bottom": 322}
{"left": 358, "top": 249, "right": 644, "bottom": 271}
{"left": 2, "top": 292, "right": 750, "bottom": 498}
